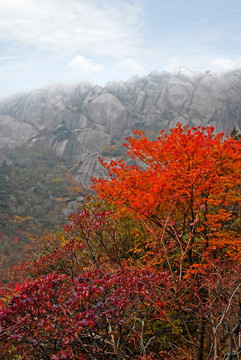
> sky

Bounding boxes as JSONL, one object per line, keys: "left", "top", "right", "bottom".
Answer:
{"left": 0, "top": 0, "right": 241, "bottom": 98}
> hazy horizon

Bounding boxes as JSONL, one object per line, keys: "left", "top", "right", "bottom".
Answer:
{"left": 0, "top": 0, "right": 241, "bottom": 98}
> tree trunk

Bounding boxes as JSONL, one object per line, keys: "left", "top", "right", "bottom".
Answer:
{"left": 197, "top": 317, "right": 205, "bottom": 360}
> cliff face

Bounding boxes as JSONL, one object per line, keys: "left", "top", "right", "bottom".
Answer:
{"left": 1, "top": 68, "right": 241, "bottom": 184}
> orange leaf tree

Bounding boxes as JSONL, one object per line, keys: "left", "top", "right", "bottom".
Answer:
{"left": 93, "top": 124, "right": 241, "bottom": 359}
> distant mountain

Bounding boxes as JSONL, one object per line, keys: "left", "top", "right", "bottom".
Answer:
{"left": 1, "top": 68, "right": 241, "bottom": 184}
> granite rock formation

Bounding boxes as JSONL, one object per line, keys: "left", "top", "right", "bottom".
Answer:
{"left": 1, "top": 68, "right": 241, "bottom": 184}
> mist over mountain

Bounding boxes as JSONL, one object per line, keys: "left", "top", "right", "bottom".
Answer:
{"left": 1, "top": 68, "right": 241, "bottom": 185}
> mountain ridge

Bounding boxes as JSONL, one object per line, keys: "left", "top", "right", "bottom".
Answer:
{"left": 1, "top": 68, "right": 241, "bottom": 184}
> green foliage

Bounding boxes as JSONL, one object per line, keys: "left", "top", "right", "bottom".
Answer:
{"left": 230, "top": 126, "right": 241, "bottom": 140}
{"left": 53, "top": 124, "right": 71, "bottom": 140}
{"left": 0, "top": 145, "right": 85, "bottom": 273}
{"left": 101, "top": 143, "right": 124, "bottom": 157}
{"left": 0, "top": 161, "right": 11, "bottom": 214}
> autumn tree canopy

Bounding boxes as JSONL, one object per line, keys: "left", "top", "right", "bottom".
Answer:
{"left": 1, "top": 124, "right": 241, "bottom": 360}
{"left": 93, "top": 124, "right": 241, "bottom": 263}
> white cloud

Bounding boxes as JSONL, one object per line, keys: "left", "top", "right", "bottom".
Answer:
{"left": 166, "top": 57, "right": 186, "bottom": 71}
{"left": 0, "top": 0, "right": 144, "bottom": 58}
{"left": 118, "top": 58, "right": 143, "bottom": 73}
{"left": 0, "top": 56, "right": 21, "bottom": 61}
{"left": 212, "top": 58, "right": 238, "bottom": 71}
{"left": 193, "top": 18, "right": 208, "bottom": 27}
{"left": 68, "top": 55, "right": 103, "bottom": 73}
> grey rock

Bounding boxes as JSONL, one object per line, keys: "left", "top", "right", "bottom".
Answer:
{"left": 1, "top": 69, "right": 241, "bottom": 184}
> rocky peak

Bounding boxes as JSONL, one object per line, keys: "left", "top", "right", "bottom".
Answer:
{"left": 0, "top": 69, "right": 241, "bottom": 184}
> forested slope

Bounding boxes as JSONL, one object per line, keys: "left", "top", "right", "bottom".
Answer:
{"left": 1, "top": 124, "right": 241, "bottom": 359}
